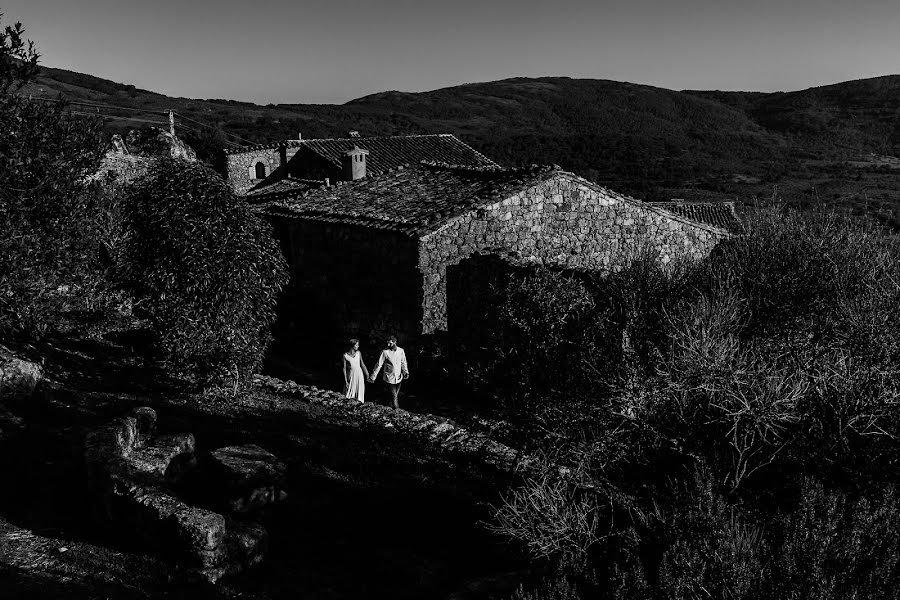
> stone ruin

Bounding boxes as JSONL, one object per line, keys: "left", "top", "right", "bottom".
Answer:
{"left": 94, "top": 126, "right": 198, "bottom": 188}
{"left": 84, "top": 406, "right": 287, "bottom": 582}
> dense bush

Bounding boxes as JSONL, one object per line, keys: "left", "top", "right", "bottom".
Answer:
{"left": 118, "top": 159, "right": 287, "bottom": 386}
{"left": 0, "top": 15, "right": 109, "bottom": 338}
{"left": 772, "top": 479, "right": 900, "bottom": 599}
{"left": 510, "top": 576, "right": 582, "bottom": 600}
{"left": 485, "top": 207, "right": 900, "bottom": 599}
{"left": 457, "top": 251, "right": 699, "bottom": 440}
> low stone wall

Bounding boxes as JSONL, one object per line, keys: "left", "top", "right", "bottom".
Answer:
{"left": 418, "top": 172, "right": 728, "bottom": 332}
{"left": 84, "top": 407, "right": 269, "bottom": 583}
{"left": 253, "top": 375, "right": 533, "bottom": 479}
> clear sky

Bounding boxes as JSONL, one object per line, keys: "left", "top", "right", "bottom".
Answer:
{"left": 2, "top": 0, "right": 899, "bottom": 104}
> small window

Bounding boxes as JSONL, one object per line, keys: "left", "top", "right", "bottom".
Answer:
{"left": 255, "top": 161, "right": 267, "bottom": 179}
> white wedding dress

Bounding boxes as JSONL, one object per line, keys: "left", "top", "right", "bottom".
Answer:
{"left": 343, "top": 352, "right": 365, "bottom": 402}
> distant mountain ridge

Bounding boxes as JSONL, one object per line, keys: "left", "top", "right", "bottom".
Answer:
{"left": 21, "top": 66, "right": 900, "bottom": 220}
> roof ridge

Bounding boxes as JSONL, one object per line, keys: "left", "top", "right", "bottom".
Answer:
{"left": 419, "top": 160, "right": 556, "bottom": 175}
{"left": 650, "top": 200, "right": 736, "bottom": 206}
{"left": 288, "top": 133, "right": 453, "bottom": 143}
{"left": 225, "top": 133, "right": 472, "bottom": 155}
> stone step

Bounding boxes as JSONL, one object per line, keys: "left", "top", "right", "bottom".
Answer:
{"left": 127, "top": 432, "right": 196, "bottom": 484}
{"left": 187, "top": 519, "right": 269, "bottom": 584}
{"left": 207, "top": 444, "right": 288, "bottom": 514}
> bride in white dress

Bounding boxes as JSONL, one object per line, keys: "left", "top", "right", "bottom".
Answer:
{"left": 342, "top": 338, "right": 370, "bottom": 403}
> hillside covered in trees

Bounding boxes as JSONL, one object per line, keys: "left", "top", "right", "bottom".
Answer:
{"left": 21, "top": 67, "right": 900, "bottom": 225}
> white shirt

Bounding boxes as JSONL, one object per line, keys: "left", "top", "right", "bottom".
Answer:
{"left": 371, "top": 347, "right": 408, "bottom": 384}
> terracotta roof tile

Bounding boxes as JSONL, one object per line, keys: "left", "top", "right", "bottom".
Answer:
{"left": 649, "top": 201, "right": 743, "bottom": 233}
{"left": 245, "top": 177, "right": 324, "bottom": 201}
{"left": 262, "top": 164, "right": 730, "bottom": 238}
{"left": 296, "top": 134, "right": 498, "bottom": 173}
{"left": 225, "top": 134, "right": 498, "bottom": 174}
{"left": 264, "top": 162, "right": 558, "bottom": 236}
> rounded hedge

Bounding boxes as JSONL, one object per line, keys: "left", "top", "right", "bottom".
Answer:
{"left": 119, "top": 159, "right": 288, "bottom": 386}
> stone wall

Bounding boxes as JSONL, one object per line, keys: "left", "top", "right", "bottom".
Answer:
{"left": 417, "top": 173, "right": 727, "bottom": 333}
{"left": 226, "top": 148, "right": 282, "bottom": 194}
{"left": 270, "top": 217, "right": 422, "bottom": 347}
{"left": 95, "top": 153, "right": 154, "bottom": 187}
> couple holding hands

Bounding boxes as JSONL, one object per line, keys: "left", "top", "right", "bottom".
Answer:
{"left": 342, "top": 335, "right": 409, "bottom": 409}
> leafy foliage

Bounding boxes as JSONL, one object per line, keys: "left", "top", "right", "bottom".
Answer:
{"left": 118, "top": 159, "right": 287, "bottom": 385}
{"left": 0, "top": 14, "right": 108, "bottom": 338}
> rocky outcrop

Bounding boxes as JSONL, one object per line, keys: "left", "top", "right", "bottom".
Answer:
{"left": 0, "top": 344, "right": 43, "bottom": 405}
{"left": 95, "top": 127, "right": 197, "bottom": 188}
{"left": 84, "top": 407, "right": 267, "bottom": 583}
{"left": 124, "top": 128, "right": 197, "bottom": 162}
{"left": 207, "top": 444, "right": 287, "bottom": 514}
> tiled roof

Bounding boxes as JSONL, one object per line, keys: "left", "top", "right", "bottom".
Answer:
{"left": 295, "top": 134, "right": 498, "bottom": 173}
{"left": 223, "top": 141, "right": 302, "bottom": 155}
{"left": 225, "top": 134, "right": 498, "bottom": 172}
{"left": 649, "top": 201, "right": 743, "bottom": 233}
{"left": 264, "top": 162, "right": 559, "bottom": 236}
{"left": 245, "top": 177, "right": 324, "bottom": 200}
{"left": 263, "top": 163, "right": 730, "bottom": 238}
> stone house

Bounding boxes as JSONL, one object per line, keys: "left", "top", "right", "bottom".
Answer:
{"left": 225, "top": 133, "right": 498, "bottom": 196}
{"left": 262, "top": 159, "right": 731, "bottom": 346}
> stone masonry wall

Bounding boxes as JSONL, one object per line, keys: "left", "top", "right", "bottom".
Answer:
{"left": 226, "top": 148, "right": 282, "bottom": 194}
{"left": 95, "top": 153, "right": 154, "bottom": 187}
{"left": 418, "top": 173, "right": 727, "bottom": 333}
{"left": 271, "top": 217, "right": 422, "bottom": 347}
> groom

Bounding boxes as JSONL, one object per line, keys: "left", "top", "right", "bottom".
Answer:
{"left": 369, "top": 334, "right": 409, "bottom": 409}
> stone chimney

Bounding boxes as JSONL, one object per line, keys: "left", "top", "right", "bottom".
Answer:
{"left": 283, "top": 133, "right": 303, "bottom": 166}
{"left": 342, "top": 146, "right": 369, "bottom": 180}
{"left": 348, "top": 130, "right": 360, "bottom": 138}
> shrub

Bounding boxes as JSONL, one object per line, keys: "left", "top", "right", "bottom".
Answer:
{"left": 490, "top": 458, "right": 602, "bottom": 565}
{"left": 656, "top": 468, "right": 769, "bottom": 600}
{"left": 772, "top": 479, "right": 900, "bottom": 600}
{"left": 510, "top": 576, "right": 582, "bottom": 600}
{"left": 118, "top": 159, "right": 287, "bottom": 386}
{"left": 462, "top": 266, "right": 603, "bottom": 431}
{"left": 653, "top": 207, "right": 900, "bottom": 489}
{"left": 0, "top": 15, "right": 108, "bottom": 338}
{"left": 707, "top": 206, "right": 900, "bottom": 348}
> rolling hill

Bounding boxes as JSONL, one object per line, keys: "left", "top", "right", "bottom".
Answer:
{"left": 21, "top": 66, "right": 900, "bottom": 224}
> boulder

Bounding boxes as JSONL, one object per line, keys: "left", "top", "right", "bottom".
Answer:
{"left": 208, "top": 444, "right": 287, "bottom": 514}
{"left": 116, "top": 479, "right": 227, "bottom": 569}
{"left": 83, "top": 408, "right": 271, "bottom": 583}
{"left": 125, "top": 127, "right": 197, "bottom": 161}
{"left": 0, "top": 344, "right": 43, "bottom": 406}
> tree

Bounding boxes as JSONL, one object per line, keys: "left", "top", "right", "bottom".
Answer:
{"left": 118, "top": 159, "right": 288, "bottom": 387}
{"left": 0, "top": 14, "right": 107, "bottom": 337}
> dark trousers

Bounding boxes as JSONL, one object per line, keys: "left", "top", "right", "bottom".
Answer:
{"left": 386, "top": 382, "right": 402, "bottom": 408}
